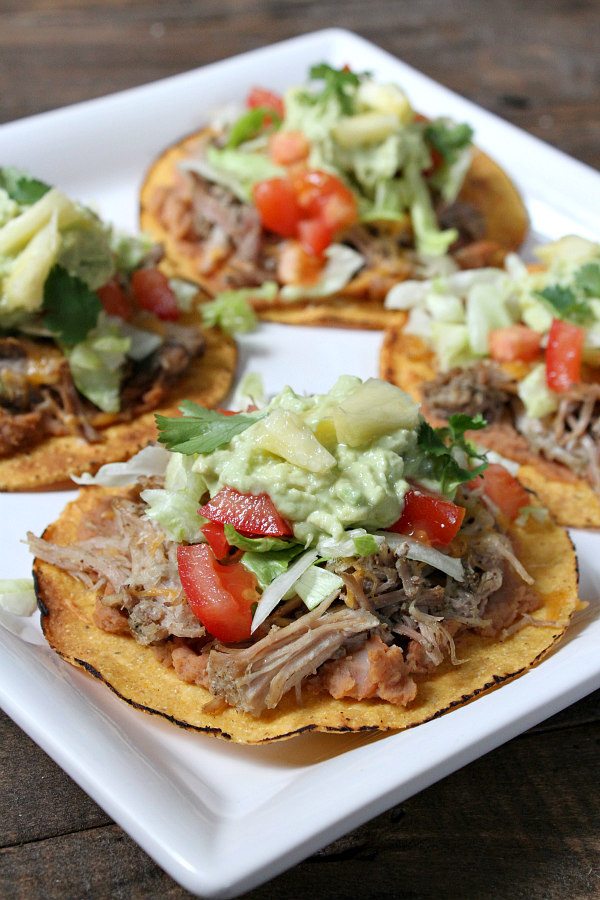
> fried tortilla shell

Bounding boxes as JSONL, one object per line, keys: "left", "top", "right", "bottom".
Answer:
{"left": 34, "top": 486, "right": 579, "bottom": 744}
{"left": 139, "top": 128, "right": 528, "bottom": 331}
{"left": 0, "top": 326, "right": 236, "bottom": 491}
{"left": 380, "top": 322, "right": 600, "bottom": 528}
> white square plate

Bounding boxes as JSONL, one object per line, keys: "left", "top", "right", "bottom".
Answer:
{"left": 1, "top": 29, "right": 599, "bottom": 898}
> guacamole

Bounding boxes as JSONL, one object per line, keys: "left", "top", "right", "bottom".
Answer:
{"left": 191, "top": 376, "right": 418, "bottom": 543}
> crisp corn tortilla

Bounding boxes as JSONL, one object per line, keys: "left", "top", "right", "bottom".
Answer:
{"left": 139, "top": 129, "right": 528, "bottom": 330}
{"left": 0, "top": 325, "right": 236, "bottom": 491}
{"left": 33, "top": 486, "right": 579, "bottom": 744}
{"left": 380, "top": 322, "right": 600, "bottom": 528}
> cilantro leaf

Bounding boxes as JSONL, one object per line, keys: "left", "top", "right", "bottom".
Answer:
{"left": 305, "top": 62, "right": 362, "bottom": 115}
{"left": 226, "top": 107, "right": 281, "bottom": 148}
{"left": 575, "top": 262, "right": 600, "bottom": 298}
{"left": 413, "top": 414, "right": 487, "bottom": 496}
{"left": 42, "top": 265, "right": 102, "bottom": 347}
{"left": 425, "top": 120, "right": 474, "bottom": 163}
{"left": 537, "top": 283, "right": 593, "bottom": 325}
{"left": 223, "top": 525, "right": 297, "bottom": 553}
{"left": 0, "top": 167, "right": 51, "bottom": 205}
{"left": 156, "top": 404, "right": 264, "bottom": 455}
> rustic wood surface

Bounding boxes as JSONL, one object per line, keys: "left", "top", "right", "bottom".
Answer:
{"left": 1, "top": 1, "right": 599, "bottom": 897}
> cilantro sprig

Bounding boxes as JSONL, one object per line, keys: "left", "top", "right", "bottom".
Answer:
{"left": 424, "top": 120, "right": 474, "bottom": 164}
{"left": 302, "top": 62, "right": 362, "bottom": 115}
{"left": 42, "top": 265, "right": 102, "bottom": 347}
{"left": 413, "top": 413, "right": 488, "bottom": 496}
{"left": 156, "top": 401, "right": 264, "bottom": 455}
{"left": 226, "top": 107, "right": 282, "bottom": 149}
{"left": 537, "top": 261, "right": 600, "bottom": 326}
{"left": 0, "top": 167, "right": 51, "bottom": 205}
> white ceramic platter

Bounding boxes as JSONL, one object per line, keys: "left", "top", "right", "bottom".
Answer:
{"left": 0, "top": 28, "right": 599, "bottom": 899}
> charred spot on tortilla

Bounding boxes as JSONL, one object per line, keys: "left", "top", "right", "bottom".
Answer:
{"left": 31, "top": 482, "right": 579, "bottom": 744}
{"left": 139, "top": 124, "right": 527, "bottom": 332}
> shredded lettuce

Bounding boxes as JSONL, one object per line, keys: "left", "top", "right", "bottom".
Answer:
{"left": 279, "top": 244, "right": 364, "bottom": 301}
{"left": 317, "top": 528, "right": 384, "bottom": 559}
{"left": 293, "top": 564, "right": 343, "bottom": 610}
{"left": 241, "top": 544, "right": 306, "bottom": 589}
{"left": 406, "top": 160, "right": 458, "bottom": 257}
{"left": 223, "top": 525, "right": 297, "bottom": 553}
{"left": 250, "top": 548, "right": 319, "bottom": 631}
{"left": 0, "top": 578, "right": 37, "bottom": 616}
{"left": 110, "top": 231, "right": 156, "bottom": 273}
{"left": 201, "top": 287, "right": 261, "bottom": 334}
{"left": 141, "top": 488, "right": 206, "bottom": 543}
{"left": 168, "top": 278, "right": 198, "bottom": 312}
{"left": 72, "top": 445, "right": 171, "bottom": 486}
{"left": 66, "top": 315, "right": 130, "bottom": 412}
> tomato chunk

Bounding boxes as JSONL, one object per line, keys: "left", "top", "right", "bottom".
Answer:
{"left": 298, "top": 218, "right": 333, "bottom": 257}
{"left": 97, "top": 279, "right": 133, "bottom": 320}
{"left": 269, "top": 130, "right": 310, "bottom": 166}
{"left": 546, "top": 318, "right": 584, "bottom": 393}
{"left": 199, "top": 486, "right": 293, "bottom": 537}
{"left": 292, "top": 170, "right": 357, "bottom": 232}
{"left": 130, "top": 268, "right": 179, "bottom": 321}
{"left": 177, "top": 544, "right": 258, "bottom": 643}
{"left": 201, "top": 521, "right": 231, "bottom": 560}
{"left": 470, "top": 463, "right": 530, "bottom": 521}
{"left": 388, "top": 490, "right": 465, "bottom": 546}
{"left": 489, "top": 324, "right": 541, "bottom": 363}
{"left": 252, "top": 178, "right": 302, "bottom": 238}
{"left": 276, "top": 239, "right": 324, "bottom": 285}
{"left": 246, "top": 87, "right": 285, "bottom": 119}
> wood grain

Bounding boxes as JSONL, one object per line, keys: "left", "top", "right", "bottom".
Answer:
{"left": 1, "top": 1, "right": 599, "bottom": 897}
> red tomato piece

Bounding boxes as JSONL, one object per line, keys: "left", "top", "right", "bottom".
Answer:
{"left": 130, "top": 268, "right": 179, "bottom": 321}
{"left": 252, "top": 178, "right": 302, "bottom": 238}
{"left": 201, "top": 521, "right": 231, "bottom": 560}
{"left": 388, "top": 490, "right": 465, "bottom": 546}
{"left": 471, "top": 464, "right": 530, "bottom": 521}
{"left": 177, "top": 544, "right": 258, "bottom": 643}
{"left": 199, "top": 486, "right": 293, "bottom": 537}
{"left": 97, "top": 279, "right": 133, "bottom": 320}
{"left": 298, "top": 217, "right": 333, "bottom": 256}
{"left": 276, "top": 239, "right": 324, "bottom": 285}
{"left": 246, "top": 86, "right": 285, "bottom": 119}
{"left": 292, "top": 170, "right": 357, "bottom": 232}
{"left": 489, "top": 324, "right": 542, "bottom": 363}
{"left": 546, "top": 318, "right": 584, "bottom": 393}
{"left": 269, "top": 130, "right": 310, "bottom": 166}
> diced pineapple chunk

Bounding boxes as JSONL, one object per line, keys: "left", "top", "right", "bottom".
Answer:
{"left": 254, "top": 408, "right": 336, "bottom": 473}
{"left": 333, "top": 378, "right": 419, "bottom": 447}
{"left": 357, "top": 80, "right": 413, "bottom": 123}
{"left": 0, "top": 188, "right": 79, "bottom": 256}
{"left": 314, "top": 417, "right": 337, "bottom": 451}
{"left": 2, "top": 213, "right": 60, "bottom": 312}
{"left": 332, "top": 113, "right": 399, "bottom": 148}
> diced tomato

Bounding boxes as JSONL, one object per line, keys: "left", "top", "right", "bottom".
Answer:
{"left": 388, "top": 490, "right": 465, "bottom": 546}
{"left": 201, "top": 521, "right": 231, "bottom": 560}
{"left": 269, "top": 130, "right": 310, "bottom": 166}
{"left": 199, "top": 486, "right": 293, "bottom": 537}
{"left": 470, "top": 463, "right": 530, "bottom": 521}
{"left": 298, "top": 217, "right": 333, "bottom": 257}
{"left": 97, "top": 279, "right": 133, "bottom": 320}
{"left": 546, "top": 318, "right": 584, "bottom": 393}
{"left": 489, "top": 324, "right": 542, "bottom": 363}
{"left": 252, "top": 178, "right": 302, "bottom": 238}
{"left": 292, "top": 170, "right": 357, "bottom": 232}
{"left": 422, "top": 146, "right": 444, "bottom": 176}
{"left": 276, "top": 239, "right": 324, "bottom": 285}
{"left": 177, "top": 544, "right": 258, "bottom": 643}
{"left": 130, "top": 268, "right": 179, "bottom": 321}
{"left": 246, "top": 86, "right": 285, "bottom": 119}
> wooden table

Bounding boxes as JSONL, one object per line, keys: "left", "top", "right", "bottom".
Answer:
{"left": 1, "top": 2, "right": 599, "bottom": 897}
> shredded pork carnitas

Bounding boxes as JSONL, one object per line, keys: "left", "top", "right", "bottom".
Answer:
{"left": 423, "top": 361, "right": 600, "bottom": 494}
{"left": 29, "top": 478, "right": 541, "bottom": 717}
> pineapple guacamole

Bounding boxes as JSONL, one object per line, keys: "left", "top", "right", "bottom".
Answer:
{"left": 192, "top": 376, "right": 420, "bottom": 543}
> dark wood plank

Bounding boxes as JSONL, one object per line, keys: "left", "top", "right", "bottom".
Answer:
{"left": 1, "top": 707, "right": 599, "bottom": 898}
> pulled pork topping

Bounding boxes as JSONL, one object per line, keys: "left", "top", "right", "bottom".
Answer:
{"left": 1, "top": 325, "right": 205, "bottom": 456}
{"left": 30, "top": 481, "right": 540, "bottom": 717}
{"left": 423, "top": 361, "right": 600, "bottom": 494}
